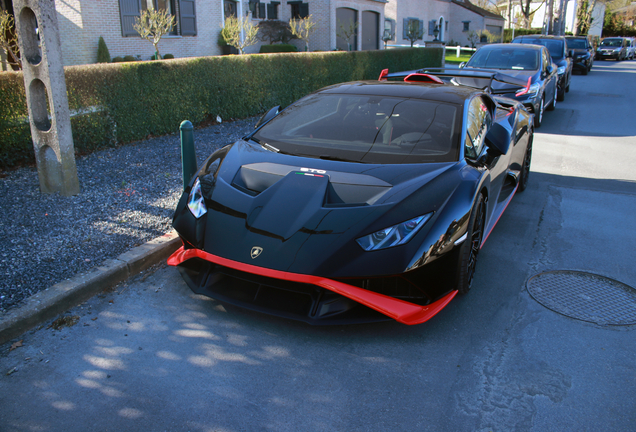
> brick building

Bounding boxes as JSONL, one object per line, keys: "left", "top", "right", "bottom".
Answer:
{"left": 1, "top": 0, "right": 503, "bottom": 67}
{"left": 384, "top": 0, "right": 505, "bottom": 48}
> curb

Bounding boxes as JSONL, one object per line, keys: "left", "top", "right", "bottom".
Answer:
{"left": 0, "top": 231, "right": 181, "bottom": 345}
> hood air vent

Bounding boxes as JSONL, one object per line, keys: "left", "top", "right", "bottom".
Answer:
{"left": 232, "top": 162, "right": 392, "bottom": 205}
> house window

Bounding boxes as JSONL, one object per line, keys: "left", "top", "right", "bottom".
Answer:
{"left": 142, "top": 0, "right": 177, "bottom": 35}
{"left": 267, "top": 2, "right": 280, "bottom": 19}
{"left": 463, "top": 21, "right": 470, "bottom": 32}
{"left": 383, "top": 18, "right": 395, "bottom": 41}
{"left": 403, "top": 18, "right": 424, "bottom": 41}
{"left": 289, "top": 2, "right": 309, "bottom": 19}
{"left": 224, "top": 0, "right": 237, "bottom": 18}
{"left": 119, "top": 0, "right": 197, "bottom": 37}
{"left": 249, "top": 1, "right": 267, "bottom": 19}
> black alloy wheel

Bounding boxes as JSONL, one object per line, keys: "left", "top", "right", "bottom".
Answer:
{"left": 456, "top": 194, "right": 486, "bottom": 294}
{"left": 517, "top": 133, "right": 533, "bottom": 193}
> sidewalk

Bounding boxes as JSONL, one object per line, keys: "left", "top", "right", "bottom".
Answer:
{"left": 0, "top": 117, "right": 257, "bottom": 344}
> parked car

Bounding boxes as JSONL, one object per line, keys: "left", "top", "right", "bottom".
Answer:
{"left": 596, "top": 37, "right": 629, "bottom": 61}
{"left": 625, "top": 37, "right": 636, "bottom": 60}
{"left": 461, "top": 43, "right": 559, "bottom": 128}
{"left": 168, "top": 71, "right": 534, "bottom": 325}
{"left": 511, "top": 35, "right": 573, "bottom": 102}
{"left": 565, "top": 35, "right": 594, "bottom": 74}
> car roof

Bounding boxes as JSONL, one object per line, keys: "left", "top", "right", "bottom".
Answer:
{"left": 479, "top": 43, "right": 544, "bottom": 51}
{"left": 515, "top": 34, "right": 566, "bottom": 40}
{"left": 316, "top": 81, "right": 480, "bottom": 105}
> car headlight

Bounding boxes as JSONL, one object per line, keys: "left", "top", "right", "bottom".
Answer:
{"left": 187, "top": 177, "right": 207, "bottom": 218}
{"left": 356, "top": 213, "right": 433, "bottom": 251}
{"left": 516, "top": 82, "right": 541, "bottom": 97}
{"left": 557, "top": 66, "right": 566, "bottom": 75}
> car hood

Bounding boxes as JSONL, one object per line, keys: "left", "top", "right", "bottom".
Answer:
{"left": 179, "top": 140, "right": 465, "bottom": 277}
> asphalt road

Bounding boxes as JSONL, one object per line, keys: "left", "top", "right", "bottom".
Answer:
{"left": 1, "top": 60, "right": 635, "bottom": 432}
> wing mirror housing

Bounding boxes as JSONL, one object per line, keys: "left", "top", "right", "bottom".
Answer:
{"left": 459, "top": 62, "right": 466, "bottom": 69}
{"left": 254, "top": 105, "right": 280, "bottom": 129}
{"left": 547, "top": 64, "right": 555, "bottom": 74}
{"left": 484, "top": 123, "right": 512, "bottom": 157}
{"left": 568, "top": 49, "right": 574, "bottom": 58}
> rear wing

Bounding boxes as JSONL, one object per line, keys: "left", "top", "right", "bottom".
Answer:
{"left": 380, "top": 68, "right": 531, "bottom": 95}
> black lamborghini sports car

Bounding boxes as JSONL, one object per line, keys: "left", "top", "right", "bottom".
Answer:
{"left": 168, "top": 69, "right": 534, "bottom": 325}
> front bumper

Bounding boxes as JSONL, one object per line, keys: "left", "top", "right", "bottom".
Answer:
{"left": 572, "top": 60, "right": 589, "bottom": 72}
{"left": 596, "top": 51, "right": 620, "bottom": 60}
{"left": 168, "top": 246, "right": 457, "bottom": 325}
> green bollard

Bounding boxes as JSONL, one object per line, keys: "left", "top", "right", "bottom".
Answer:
{"left": 179, "top": 120, "right": 198, "bottom": 191}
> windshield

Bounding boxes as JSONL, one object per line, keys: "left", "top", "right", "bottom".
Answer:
{"left": 515, "top": 38, "right": 565, "bottom": 58}
{"left": 567, "top": 39, "right": 587, "bottom": 49}
{"left": 601, "top": 39, "right": 622, "bottom": 47}
{"left": 466, "top": 47, "right": 539, "bottom": 70}
{"left": 252, "top": 93, "right": 460, "bottom": 164}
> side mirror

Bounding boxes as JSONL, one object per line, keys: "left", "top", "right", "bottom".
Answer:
{"left": 459, "top": 62, "right": 466, "bottom": 69}
{"left": 484, "top": 123, "right": 511, "bottom": 157}
{"left": 547, "top": 64, "right": 555, "bottom": 74}
{"left": 568, "top": 49, "right": 574, "bottom": 58}
{"left": 254, "top": 105, "right": 280, "bottom": 129}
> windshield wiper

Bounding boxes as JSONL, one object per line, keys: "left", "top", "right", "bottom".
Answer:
{"left": 318, "top": 154, "right": 364, "bottom": 163}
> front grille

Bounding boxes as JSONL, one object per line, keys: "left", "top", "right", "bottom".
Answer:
{"left": 340, "top": 276, "right": 431, "bottom": 304}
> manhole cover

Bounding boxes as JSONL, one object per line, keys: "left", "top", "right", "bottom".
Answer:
{"left": 526, "top": 271, "right": 636, "bottom": 325}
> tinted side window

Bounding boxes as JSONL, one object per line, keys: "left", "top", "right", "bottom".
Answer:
{"left": 465, "top": 96, "right": 492, "bottom": 159}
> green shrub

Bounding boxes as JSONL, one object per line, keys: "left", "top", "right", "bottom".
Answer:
{"left": 123, "top": 55, "right": 137, "bottom": 62}
{"left": 112, "top": 56, "right": 124, "bottom": 63}
{"left": 0, "top": 48, "right": 443, "bottom": 168}
{"left": 503, "top": 28, "right": 544, "bottom": 43}
{"left": 163, "top": 53, "right": 174, "bottom": 59}
{"left": 97, "top": 36, "right": 111, "bottom": 63}
{"left": 259, "top": 44, "right": 298, "bottom": 53}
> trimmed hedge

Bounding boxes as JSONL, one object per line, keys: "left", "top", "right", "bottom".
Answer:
{"left": 260, "top": 44, "right": 298, "bottom": 53}
{"left": 503, "top": 28, "right": 544, "bottom": 43}
{"left": 0, "top": 48, "right": 442, "bottom": 168}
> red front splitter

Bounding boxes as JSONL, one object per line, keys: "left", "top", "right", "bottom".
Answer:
{"left": 168, "top": 246, "right": 457, "bottom": 325}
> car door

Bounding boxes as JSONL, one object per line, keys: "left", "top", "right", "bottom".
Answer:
{"left": 542, "top": 48, "right": 557, "bottom": 105}
{"left": 465, "top": 95, "right": 510, "bottom": 216}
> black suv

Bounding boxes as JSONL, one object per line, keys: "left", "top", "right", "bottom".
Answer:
{"left": 565, "top": 36, "right": 594, "bottom": 75}
{"left": 512, "top": 35, "right": 573, "bottom": 101}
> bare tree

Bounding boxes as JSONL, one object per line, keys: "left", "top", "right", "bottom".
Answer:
{"left": 257, "top": 20, "right": 296, "bottom": 44}
{"left": 0, "top": 9, "right": 21, "bottom": 69}
{"left": 337, "top": 19, "right": 358, "bottom": 51}
{"left": 289, "top": 14, "right": 316, "bottom": 51}
{"left": 518, "top": 0, "right": 546, "bottom": 28}
{"left": 404, "top": 20, "right": 423, "bottom": 47}
{"left": 573, "top": 0, "right": 604, "bottom": 35}
{"left": 222, "top": 16, "right": 258, "bottom": 55}
{"left": 133, "top": 8, "right": 175, "bottom": 59}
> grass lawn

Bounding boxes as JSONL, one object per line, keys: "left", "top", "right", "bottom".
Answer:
{"left": 445, "top": 53, "right": 473, "bottom": 64}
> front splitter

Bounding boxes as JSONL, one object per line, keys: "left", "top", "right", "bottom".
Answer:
{"left": 168, "top": 246, "right": 457, "bottom": 325}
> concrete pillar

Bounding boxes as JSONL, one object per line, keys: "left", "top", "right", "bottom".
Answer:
{"left": 14, "top": 0, "right": 79, "bottom": 196}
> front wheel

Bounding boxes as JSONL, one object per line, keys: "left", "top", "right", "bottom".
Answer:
{"left": 533, "top": 95, "right": 544, "bottom": 128}
{"left": 456, "top": 194, "right": 486, "bottom": 294}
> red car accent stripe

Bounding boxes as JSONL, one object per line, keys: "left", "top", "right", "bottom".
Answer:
{"left": 168, "top": 247, "right": 457, "bottom": 325}
{"left": 404, "top": 73, "right": 445, "bottom": 84}
{"left": 515, "top": 77, "right": 532, "bottom": 96}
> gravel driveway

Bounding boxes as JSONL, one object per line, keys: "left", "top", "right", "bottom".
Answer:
{"left": 0, "top": 117, "right": 257, "bottom": 313}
